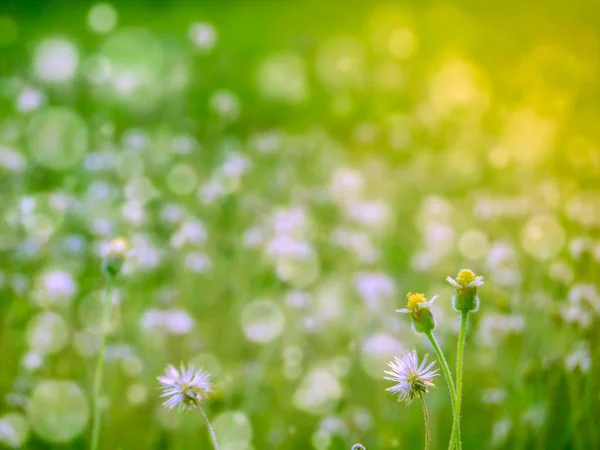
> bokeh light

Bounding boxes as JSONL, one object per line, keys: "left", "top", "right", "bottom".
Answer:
{"left": 27, "top": 380, "right": 89, "bottom": 443}
{"left": 27, "top": 107, "right": 88, "bottom": 170}
{"left": 33, "top": 38, "right": 79, "bottom": 82}
{"left": 87, "top": 3, "right": 118, "bottom": 34}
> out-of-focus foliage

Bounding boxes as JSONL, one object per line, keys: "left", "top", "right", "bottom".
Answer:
{"left": 0, "top": 0, "right": 599, "bottom": 448}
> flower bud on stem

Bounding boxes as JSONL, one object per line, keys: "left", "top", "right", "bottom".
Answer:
{"left": 446, "top": 269, "right": 484, "bottom": 450}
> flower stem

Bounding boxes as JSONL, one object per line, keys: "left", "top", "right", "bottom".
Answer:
{"left": 424, "top": 330, "right": 458, "bottom": 449}
{"left": 453, "top": 311, "right": 469, "bottom": 450}
{"left": 419, "top": 392, "right": 430, "bottom": 450}
{"left": 199, "top": 407, "right": 220, "bottom": 450}
{"left": 90, "top": 279, "right": 113, "bottom": 450}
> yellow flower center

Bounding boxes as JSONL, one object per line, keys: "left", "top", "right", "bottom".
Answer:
{"left": 407, "top": 292, "right": 427, "bottom": 310}
{"left": 456, "top": 269, "right": 477, "bottom": 286}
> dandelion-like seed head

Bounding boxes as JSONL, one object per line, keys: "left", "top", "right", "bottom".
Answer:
{"left": 384, "top": 350, "right": 438, "bottom": 404}
{"left": 158, "top": 363, "right": 212, "bottom": 411}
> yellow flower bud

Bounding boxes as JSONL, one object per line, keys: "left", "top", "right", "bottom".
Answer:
{"left": 446, "top": 269, "right": 484, "bottom": 313}
{"left": 397, "top": 292, "right": 438, "bottom": 333}
{"left": 102, "top": 237, "right": 128, "bottom": 279}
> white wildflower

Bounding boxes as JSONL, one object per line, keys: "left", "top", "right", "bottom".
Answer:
{"left": 384, "top": 350, "right": 438, "bottom": 404}
{"left": 158, "top": 363, "right": 212, "bottom": 411}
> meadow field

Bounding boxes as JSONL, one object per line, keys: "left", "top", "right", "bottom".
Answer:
{"left": 0, "top": 0, "right": 599, "bottom": 448}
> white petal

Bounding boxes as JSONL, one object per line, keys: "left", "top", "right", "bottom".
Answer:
{"left": 396, "top": 308, "right": 411, "bottom": 314}
{"left": 166, "top": 364, "right": 180, "bottom": 380}
{"left": 468, "top": 277, "right": 485, "bottom": 287}
{"left": 418, "top": 296, "right": 438, "bottom": 309}
{"left": 421, "top": 361, "right": 437, "bottom": 374}
{"left": 446, "top": 276, "right": 461, "bottom": 288}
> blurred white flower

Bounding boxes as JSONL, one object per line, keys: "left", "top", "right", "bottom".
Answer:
{"left": 140, "top": 308, "right": 195, "bottom": 335}
{"left": 568, "top": 236, "right": 593, "bottom": 259}
{"left": 209, "top": 90, "right": 240, "bottom": 120}
{"left": 125, "top": 235, "right": 160, "bottom": 270}
{"left": 329, "top": 168, "right": 364, "bottom": 206}
{"left": 22, "top": 351, "right": 44, "bottom": 372}
{"left": 158, "top": 363, "right": 212, "bottom": 410}
{"left": 422, "top": 222, "right": 455, "bottom": 259}
{"left": 565, "top": 341, "right": 591, "bottom": 373}
{"left": 17, "top": 86, "right": 45, "bottom": 112}
{"left": 242, "top": 226, "right": 265, "bottom": 248}
{"left": 171, "top": 219, "right": 207, "bottom": 249}
{"left": 270, "top": 207, "right": 308, "bottom": 236}
{"left": 188, "top": 22, "right": 217, "bottom": 51}
{"left": 568, "top": 283, "right": 600, "bottom": 314}
{"left": 221, "top": 152, "right": 251, "bottom": 178}
{"left": 266, "top": 235, "right": 313, "bottom": 259}
{"left": 198, "top": 179, "right": 226, "bottom": 205}
{"left": 492, "top": 419, "right": 512, "bottom": 447}
{"left": 293, "top": 367, "right": 342, "bottom": 414}
{"left": 345, "top": 200, "right": 390, "bottom": 230}
{"left": 318, "top": 416, "right": 347, "bottom": 435}
{"left": 411, "top": 251, "right": 436, "bottom": 271}
{"left": 562, "top": 305, "right": 592, "bottom": 330}
{"left": 184, "top": 252, "right": 212, "bottom": 274}
{"left": 548, "top": 260, "right": 573, "bottom": 284}
{"left": 481, "top": 388, "right": 506, "bottom": 405}
{"left": 522, "top": 403, "right": 546, "bottom": 429}
{"left": 256, "top": 53, "right": 308, "bottom": 103}
{"left": 121, "top": 200, "right": 146, "bottom": 226}
{"left": 353, "top": 271, "right": 395, "bottom": 311}
{"left": 249, "top": 130, "right": 283, "bottom": 154}
{"left": 330, "top": 228, "right": 379, "bottom": 263}
{"left": 165, "top": 309, "right": 195, "bottom": 335}
{"left": 33, "top": 37, "right": 79, "bottom": 83}
{"left": 477, "top": 313, "right": 524, "bottom": 347}
{"left": 0, "top": 145, "right": 26, "bottom": 172}
{"left": 160, "top": 203, "right": 184, "bottom": 224}
{"left": 0, "top": 419, "right": 18, "bottom": 447}
{"left": 285, "top": 290, "right": 312, "bottom": 309}
{"left": 34, "top": 269, "right": 77, "bottom": 308}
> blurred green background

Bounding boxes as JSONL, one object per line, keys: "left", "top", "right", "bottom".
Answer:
{"left": 1, "top": 0, "right": 599, "bottom": 448}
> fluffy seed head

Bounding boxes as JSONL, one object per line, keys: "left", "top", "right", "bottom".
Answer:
{"left": 384, "top": 350, "right": 438, "bottom": 404}
{"left": 158, "top": 363, "right": 212, "bottom": 411}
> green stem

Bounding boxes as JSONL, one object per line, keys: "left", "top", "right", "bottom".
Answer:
{"left": 453, "top": 311, "right": 469, "bottom": 450}
{"left": 199, "top": 407, "right": 220, "bottom": 450}
{"left": 424, "top": 330, "right": 458, "bottom": 449}
{"left": 90, "top": 280, "right": 113, "bottom": 450}
{"left": 419, "top": 392, "right": 430, "bottom": 450}
{"left": 567, "top": 372, "right": 584, "bottom": 450}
